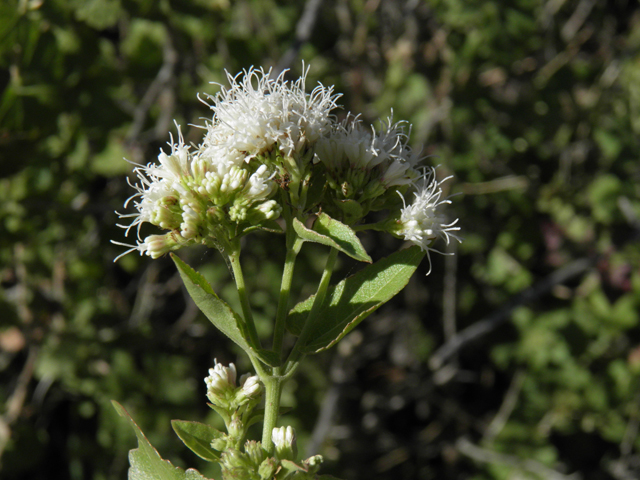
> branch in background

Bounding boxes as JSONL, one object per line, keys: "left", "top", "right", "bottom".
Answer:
{"left": 126, "top": 34, "right": 178, "bottom": 145}
{"left": 0, "top": 346, "right": 38, "bottom": 468}
{"left": 305, "top": 332, "right": 360, "bottom": 457}
{"left": 275, "top": 0, "right": 324, "bottom": 76}
{"left": 429, "top": 257, "right": 594, "bottom": 371}
{"left": 482, "top": 369, "right": 525, "bottom": 443}
{"left": 442, "top": 240, "right": 458, "bottom": 343}
{"left": 456, "top": 437, "right": 582, "bottom": 480}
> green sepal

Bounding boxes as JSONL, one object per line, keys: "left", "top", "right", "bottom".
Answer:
{"left": 171, "top": 420, "right": 224, "bottom": 462}
{"left": 112, "top": 401, "right": 212, "bottom": 480}
{"left": 171, "top": 254, "right": 279, "bottom": 367}
{"left": 292, "top": 213, "right": 371, "bottom": 263}
{"left": 286, "top": 246, "right": 425, "bottom": 352}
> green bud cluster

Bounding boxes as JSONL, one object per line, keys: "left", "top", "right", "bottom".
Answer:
{"left": 201, "top": 364, "right": 324, "bottom": 480}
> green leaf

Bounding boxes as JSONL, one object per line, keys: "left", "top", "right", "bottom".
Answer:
{"left": 280, "top": 459, "right": 306, "bottom": 473}
{"left": 293, "top": 213, "right": 371, "bottom": 263}
{"left": 336, "top": 199, "right": 363, "bottom": 224}
{"left": 172, "top": 254, "right": 251, "bottom": 349}
{"left": 171, "top": 254, "right": 279, "bottom": 367}
{"left": 254, "top": 348, "right": 281, "bottom": 367}
{"left": 112, "top": 401, "right": 211, "bottom": 480}
{"left": 171, "top": 420, "right": 224, "bottom": 462}
{"left": 287, "top": 246, "right": 424, "bottom": 353}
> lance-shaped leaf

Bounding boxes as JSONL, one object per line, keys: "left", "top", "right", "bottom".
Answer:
{"left": 293, "top": 213, "right": 371, "bottom": 263}
{"left": 171, "top": 420, "right": 224, "bottom": 462}
{"left": 287, "top": 246, "right": 424, "bottom": 353}
{"left": 112, "top": 401, "right": 212, "bottom": 480}
{"left": 171, "top": 254, "right": 278, "bottom": 367}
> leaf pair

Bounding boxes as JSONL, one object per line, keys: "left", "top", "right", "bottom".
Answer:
{"left": 172, "top": 213, "right": 424, "bottom": 363}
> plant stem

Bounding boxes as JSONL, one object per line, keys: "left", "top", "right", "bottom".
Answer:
{"left": 286, "top": 247, "right": 339, "bottom": 368}
{"left": 261, "top": 373, "right": 283, "bottom": 450}
{"left": 272, "top": 231, "right": 303, "bottom": 359}
{"left": 228, "top": 245, "right": 261, "bottom": 350}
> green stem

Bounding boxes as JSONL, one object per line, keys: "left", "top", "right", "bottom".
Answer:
{"left": 272, "top": 231, "right": 303, "bottom": 359}
{"left": 228, "top": 244, "right": 261, "bottom": 350}
{"left": 261, "top": 373, "right": 284, "bottom": 451}
{"left": 286, "top": 247, "right": 339, "bottom": 368}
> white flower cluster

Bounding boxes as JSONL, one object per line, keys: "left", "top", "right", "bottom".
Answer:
{"left": 114, "top": 123, "right": 280, "bottom": 260}
{"left": 200, "top": 65, "right": 341, "bottom": 164}
{"left": 204, "top": 361, "right": 262, "bottom": 408}
{"left": 114, "top": 65, "right": 460, "bottom": 261}
{"left": 314, "top": 114, "right": 420, "bottom": 193}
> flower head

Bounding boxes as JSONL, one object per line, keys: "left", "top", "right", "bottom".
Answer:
{"left": 314, "top": 113, "right": 421, "bottom": 219}
{"left": 113, "top": 122, "right": 281, "bottom": 261}
{"left": 396, "top": 167, "right": 461, "bottom": 262}
{"left": 200, "top": 65, "right": 341, "bottom": 164}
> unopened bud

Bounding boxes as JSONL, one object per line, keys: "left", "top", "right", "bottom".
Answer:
{"left": 227, "top": 413, "right": 244, "bottom": 441}
{"left": 244, "top": 440, "right": 267, "bottom": 466}
{"left": 271, "top": 426, "right": 297, "bottom": 460}
{"left": 204, "top": 362, "right": 237, "bottom": 402}
{"left": 258, "top": 457, "right": 278, "bottom": 480}
{"left": 141, "top": 234, "right": 181, "bottom": 259}
{"left": 240, "top": 375, "right": 262, "bottom": 398}
{"left": 303, "top": 454, "right": 324, "bottom": 474}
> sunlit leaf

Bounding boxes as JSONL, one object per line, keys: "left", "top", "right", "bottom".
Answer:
{"left": 287, "top": 246, "right": 424, "bottom": 353}
{"left": 293, "top": 213, "right": 371, "bottom": 263}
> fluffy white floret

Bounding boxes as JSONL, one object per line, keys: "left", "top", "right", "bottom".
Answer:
{"left": 398, "top": 167, "right": 461, "bottom": 253}
{"left": 200, "top": 65, "right": 341, "bottom": 164}
{"left": 314, "top": 113, "right": 420, "bottom": 188}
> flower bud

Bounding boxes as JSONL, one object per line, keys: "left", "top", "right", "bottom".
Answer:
{"left": 204, "top": 362, "right": 237, "bottom": 403}
{"left": 258, "top": 457, "right": 278, "bottom": 480}
{"left": 239, "top": 375, "right": 263, "bottom": 399}
{"left": 244, "top": 440, "right": 268, "bottom": 466}
{"left": 227, "top": 413, "right": 244, "bottom": 441}
{"left": 303, "top": 454, "right": 324, "bottom": 474}
{"left": 271, "top": 426, "right": 297, "bottom": 460}
{"left": 210, "top": 436, "right": 228, "bottom": 452}
{"left": 220, "top": 449, "right": 253, "bottom": 479}
{"left": 140, "top": 233, "right": 182, "bottom": 259}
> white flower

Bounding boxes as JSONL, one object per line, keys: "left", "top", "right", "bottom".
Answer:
{"left": 239, "top": 374, "right": 262, "bottom": 398}
{"left": 271, "top": 426, "right": 297, "bottom": 459}
{"left": 199, "top": 64, "right": 341, "bottom": 164}
{"left": 205, "top": 361, "right": 238, "bottom": 398}
{"left": 314, "top": 113, "right": 420, "bottom": 204}
{"left": 113, "top": 122, "right": 282, "bottom": 261}
{"left": 397, "top": 167, "right": 461, "bottom": 256}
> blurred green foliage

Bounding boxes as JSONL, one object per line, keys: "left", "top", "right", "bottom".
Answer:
{"left": 1, "top": 0, "right": 639, "bottom": 479}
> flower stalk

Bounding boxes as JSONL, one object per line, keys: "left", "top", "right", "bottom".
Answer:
{"left": 113, "top": 64, "right": 461, "bottom": 480}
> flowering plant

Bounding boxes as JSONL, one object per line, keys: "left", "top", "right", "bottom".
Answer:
{"left": 112, "top": 65, "right": 460, "bottom": 480}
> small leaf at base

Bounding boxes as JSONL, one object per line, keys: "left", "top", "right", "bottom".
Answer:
{"left": 171, "top": 420, "right": 224, "bottom": 462}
